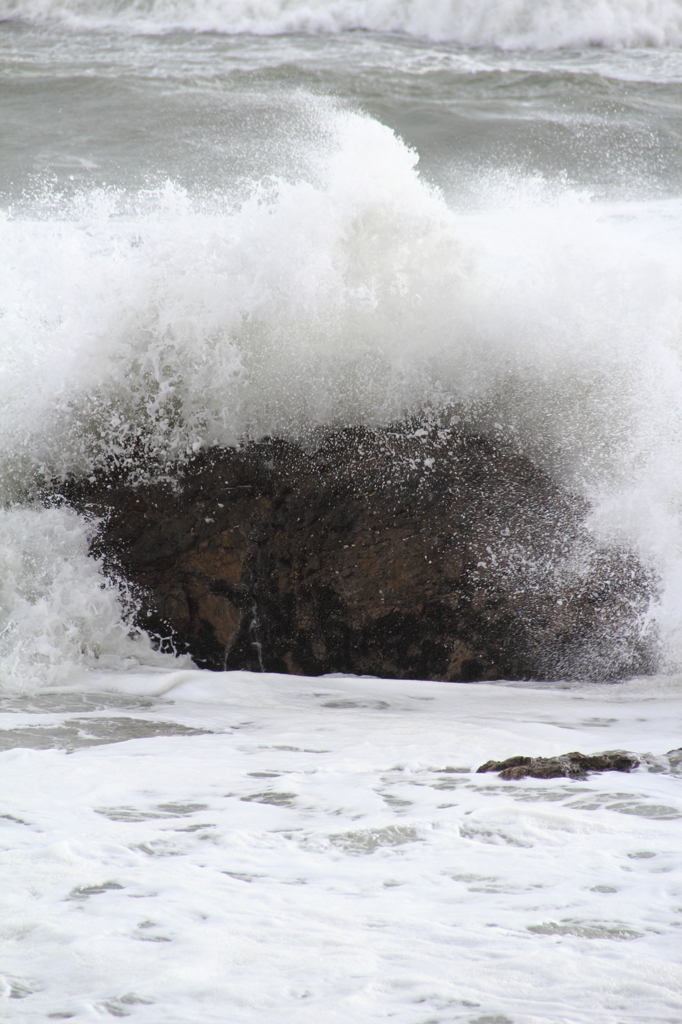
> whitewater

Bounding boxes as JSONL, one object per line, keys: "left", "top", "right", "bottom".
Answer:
{"left": 2, "top": 0, "right": 682, "bottom": 1020}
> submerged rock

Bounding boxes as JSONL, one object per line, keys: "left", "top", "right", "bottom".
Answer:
{"left": 477, "top": 750, "right": 640, "bottom": 780}
{"left": 62, "top": 423, "right": 658, "bottom": 681}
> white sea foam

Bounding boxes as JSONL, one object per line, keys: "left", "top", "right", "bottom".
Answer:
{"left": 3, "top": 104, "right": 682, "bottom": 674}
{"left": 1, "top": 671, "right": 681, "bottom": 1022}
{"left": 1, "top": 0, "right": 682, "bottom": 48}
{"left": 0, "top": 507, "right": 181, "bottom": 690}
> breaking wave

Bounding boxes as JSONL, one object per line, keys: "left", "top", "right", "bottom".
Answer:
{"left": 1, "top": 0, "right": 682, "bottom": 49}
{"left": 3, "top": 103, "right": 682, "bottom": 681}
{"left": 2, "top": 107, "right": 681, "bottom": 494}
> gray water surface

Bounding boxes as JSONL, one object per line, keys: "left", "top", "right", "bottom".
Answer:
{"left": 3, "top": 26, "right": 682, "bottom": 202}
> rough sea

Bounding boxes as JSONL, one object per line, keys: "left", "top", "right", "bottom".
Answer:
{"left": 2, "top": 1, "right": 682, "bottom": 1020}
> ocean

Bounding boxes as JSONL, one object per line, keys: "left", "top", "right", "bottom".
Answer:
{"left": 1, "top": 1, "right": 682, "bottom": 1020}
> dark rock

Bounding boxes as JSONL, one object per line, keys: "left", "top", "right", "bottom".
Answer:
{"left": 477, "top": 750, "right": 640, "bottom": 780}
{"left": 477, "top": 755, "right": 533, "bottom": 774}
{"left": 60, "top": 422, "right": 658, "bottom": 681}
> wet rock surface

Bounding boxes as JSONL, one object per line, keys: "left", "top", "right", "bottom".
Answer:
{"left": 477, "top": 750, "right": 641, "bottom": 780}
{"left": 61, "top": 423, "right": 657, "bottom": 681}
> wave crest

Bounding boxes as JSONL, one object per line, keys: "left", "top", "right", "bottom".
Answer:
{"left": 1, "top": 0, "right": 682, "bottom": 49}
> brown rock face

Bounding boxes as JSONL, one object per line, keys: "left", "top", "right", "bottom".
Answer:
{"left": 63, "top": 423, "right": 657, "bottom": 681}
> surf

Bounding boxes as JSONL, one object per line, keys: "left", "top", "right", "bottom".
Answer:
{"left": 2, "top": 103, "right": 682, "bottom": 685}
{"left": 2, "top": 0, "right": 682, "bottom": 48}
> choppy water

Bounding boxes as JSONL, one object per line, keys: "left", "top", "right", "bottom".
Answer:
{"left": 2, "top": 2, "right": 682, "bottom": 1019}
